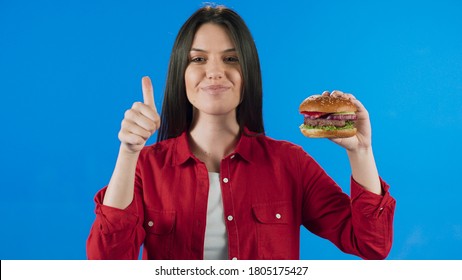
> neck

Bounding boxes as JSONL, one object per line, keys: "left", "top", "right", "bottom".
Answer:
{"left": 188, "top": 114, "right": 240, "bottom": 171}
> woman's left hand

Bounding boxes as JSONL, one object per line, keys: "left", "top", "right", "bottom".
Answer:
{"left": 323, "top": 90, "right": 372, "bottom": 152}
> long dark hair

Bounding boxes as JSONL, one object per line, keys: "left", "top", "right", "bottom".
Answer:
{"left": 157, "top": 5, "right": 264, "bottom": 141}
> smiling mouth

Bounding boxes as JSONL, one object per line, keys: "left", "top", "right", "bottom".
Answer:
{"left": 201, "top": 85, "right": 230, "bottom": 94}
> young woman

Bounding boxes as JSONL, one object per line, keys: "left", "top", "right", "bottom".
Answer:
{"left": 87, "top": 6, "right": 395, "bottom": 260}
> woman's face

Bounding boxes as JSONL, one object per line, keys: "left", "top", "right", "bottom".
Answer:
{"left": 185, "top": 23, "right": 242, "bottom": 120}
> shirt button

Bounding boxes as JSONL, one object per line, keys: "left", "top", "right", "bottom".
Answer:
{"left": 230, "top": 155, "right": 235, "bottom": 159}
{"left": 275, "top": 213, "right": 281, "bottom": 219}
{"left": 227, "top": 215, "right": 234, "bottom": 221}
{"left": 148, "top": 221, "right": 154, "bottom": 227}
{"left": 232, "top": 257, "right": 237, "bottom": 260}
{"left": 223, "top": 178, "right": 229, "bottom": 183}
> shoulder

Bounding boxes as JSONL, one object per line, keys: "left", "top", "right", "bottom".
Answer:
{"left": 255, "top": 133, "right": 305, "bottom": 153}
{"left": 141, "top": 137, "right": 175, "bottom": 154}
{"left": 248, "top": 134, "right": 325, "bottom": 182}
{"left": 137, "top": 137, "right": 178, "bottom": 165}
{"left": 251, "top": 133, "right": 313, "bottom": 162}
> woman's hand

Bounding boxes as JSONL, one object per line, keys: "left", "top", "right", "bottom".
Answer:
{"left": 118, "top": 76, "right": 161, "bottom": 154}
{"left": 322, "top": 90, "right": 381, "bottom": 194}
{"left": 104, "top": 76, "right": 161, "bottom": 209}
{"left": 322, "top": 90, "right": 372, "bottom": 152}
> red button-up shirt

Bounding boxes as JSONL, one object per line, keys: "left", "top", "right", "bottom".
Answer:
{"left": 87, "top": 129, "right": 395, "bottom": 260}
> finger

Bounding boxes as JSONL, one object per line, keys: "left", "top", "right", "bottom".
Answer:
{"left": 351, "top": 98, "right": 365, "bottom": 111}
{"left": 142, "top": 76, "right": 157, "bottom": 112}
{"left": 331, "top": 90, "right": 344, "bottom": 98}
{"left": 134, "top": 114, "right": 160, "bottom": 134}
{"left": 132, "top": 101, "right": 160, "bottom": 123}
{"left": 349, "top": 99, "right": 369, "bottom": 120}
{"left": 321, "top": 91, "right": 330, "bottom": 96}
{"left": 119, "top": 128, "right": 146, "bottom": 146}
{"left": 345, "top": 93, "right": 357, "bottom": 100}
{"left": 125, "top": 107, "right": 159, "bottom": 133}
{"left": 125, "top": 121, "right": 152, "bottom": 140}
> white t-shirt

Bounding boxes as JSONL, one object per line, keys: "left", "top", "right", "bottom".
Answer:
{"left": 203, "top": 172, "right": 228, "bottom": 259}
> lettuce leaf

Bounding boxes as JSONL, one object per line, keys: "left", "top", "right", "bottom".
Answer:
{"left": 299, "top": 121, "right": 355, "bottom": 131}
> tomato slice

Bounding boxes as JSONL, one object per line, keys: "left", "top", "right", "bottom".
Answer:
{"left": 301, "top": 111, "right": 327, "bottom": 119}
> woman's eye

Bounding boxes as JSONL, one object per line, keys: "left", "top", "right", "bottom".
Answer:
{"left": 224, "top": 56, "right": 239, "bottom": 63}
{"left": 190, "top": 57, "right": 205, "bottom": 63}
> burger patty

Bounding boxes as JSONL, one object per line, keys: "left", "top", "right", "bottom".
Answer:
{"left": 304, "top": 118, "right": 355, "bottom": 127}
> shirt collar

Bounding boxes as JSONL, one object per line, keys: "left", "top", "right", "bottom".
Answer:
{"left": 171, "top": 131, "right": 194, "bottom": 166}
{"left": 171, "top": 127, "right": 259, "bottom": 166}
{"left": 232, "top": 127, "right": 257, "bottom": 163}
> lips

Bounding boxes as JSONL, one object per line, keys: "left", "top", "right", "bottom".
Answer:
{"left": 201, "top": 84, "right": 230, "bottom": 94}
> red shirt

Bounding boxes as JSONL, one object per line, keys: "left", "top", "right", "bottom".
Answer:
{"left": 86, "top": 129, "right": 395, "bottom": 260}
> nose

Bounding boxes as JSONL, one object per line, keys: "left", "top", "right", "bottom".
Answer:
{"left": 206, "top": 60, "right": 224, "bottom": 80}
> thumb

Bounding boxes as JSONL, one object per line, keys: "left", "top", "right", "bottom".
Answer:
{"left": 141, "top": 76, "right": 156, "bottom": 111}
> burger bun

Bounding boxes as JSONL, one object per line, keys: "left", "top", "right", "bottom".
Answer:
{"left": 299, "top": 95, "right": 357, "bottom": 113}
{"left": 300, "top": 127, "right": 357, "bottom": 138}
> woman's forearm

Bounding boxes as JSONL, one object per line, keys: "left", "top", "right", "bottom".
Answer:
{"left": 347, "top": 147, "right": 382, "bottom": 195}
{"left": 102, "top": 146, "right": 140, "bottom": 209}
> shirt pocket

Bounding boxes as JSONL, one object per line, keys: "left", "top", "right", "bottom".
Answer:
{"left": 252, "top": 201, "right": 298, "bottom": 259}
{"left": 143, "top": 209, "right": 176, "bottom": 259}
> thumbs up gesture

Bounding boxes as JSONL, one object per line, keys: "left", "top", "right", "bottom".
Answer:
{"left": 118, "top": 76, "right": 161, "bottom": 154}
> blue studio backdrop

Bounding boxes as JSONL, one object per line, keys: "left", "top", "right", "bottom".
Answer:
{"left": 1, "top": 0, "right": 461, "bottom": 259}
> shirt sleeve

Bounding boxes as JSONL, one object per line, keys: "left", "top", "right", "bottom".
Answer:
{"left": 86, "top": 183, "right": 146, "bottom": 259}
{"left": 349, "top": 176, "right": 396, "bottom": 259}
{"left": 299, "top": 148, "right": 396, "bottom": 260}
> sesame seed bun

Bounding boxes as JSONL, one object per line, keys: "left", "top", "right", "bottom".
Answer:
{"left": 299, "top": 95, "right": 357, "bottom": 113}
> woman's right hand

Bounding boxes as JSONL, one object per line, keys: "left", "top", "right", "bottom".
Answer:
{"left": 118, "top": 76, "right": 161, "bottom": 154}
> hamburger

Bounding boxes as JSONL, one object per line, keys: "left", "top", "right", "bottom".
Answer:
{"left": 299, "top": 95, "right": 358, "bottom": 138}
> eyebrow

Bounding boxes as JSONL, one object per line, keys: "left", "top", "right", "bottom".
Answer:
{"left": 190, "top": 48, "right": 236, "bottom": 53}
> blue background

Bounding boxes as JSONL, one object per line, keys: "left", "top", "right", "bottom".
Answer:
{"left": 1, "top": 0, "right": 461, "bottom": 259}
